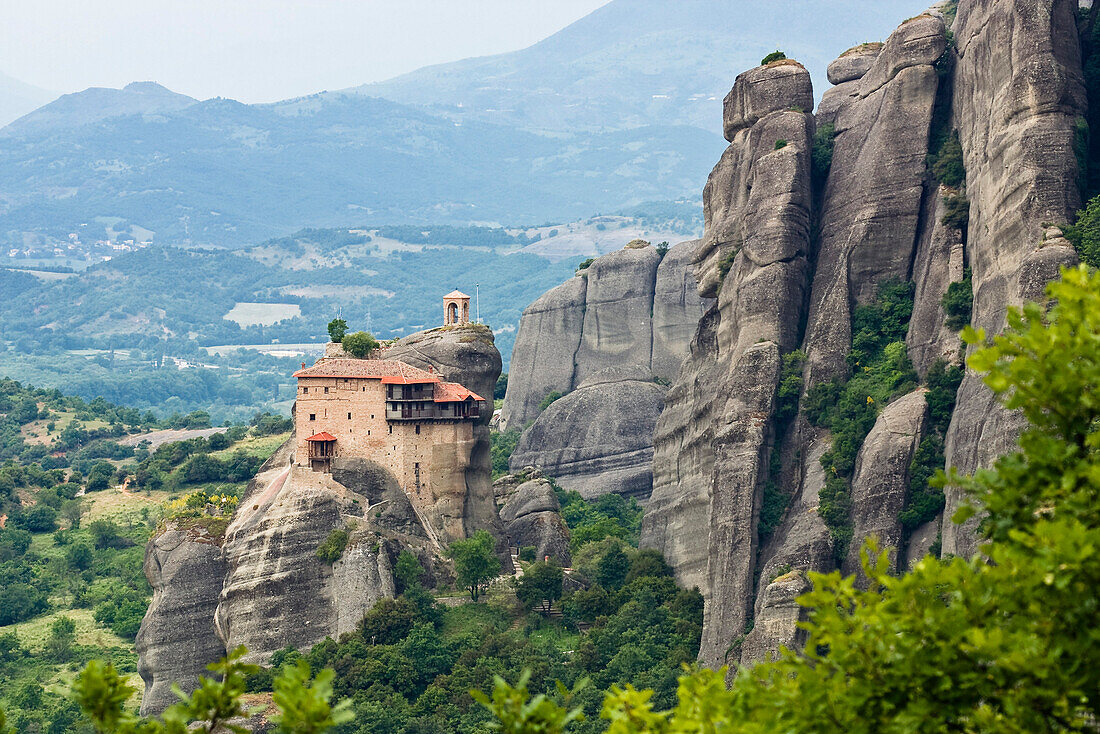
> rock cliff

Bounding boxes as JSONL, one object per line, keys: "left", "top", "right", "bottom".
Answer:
{"left": 137, "top": 324, "right": 502, "bottom": 711}
{"left": 501, "top": 239, "right": 708, "bottom": 499}
{"left": 639, "top": 0, "right": 1086, "bottom": 669}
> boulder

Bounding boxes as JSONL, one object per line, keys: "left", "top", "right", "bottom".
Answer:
{"left": 136, "top": 527, "right": 227, "bottom": 716}
{"left": 510, "top": 366, "right": 666, "bottom": 500}
{"left": 826, "top": 43, "right": 883, "bottom": 84}
{"left": 723, "top": 60, "right": 814, "bottom": 141}
{"left": 842, "top": 389, "right": 928, "bottom": 577}
{"left": 499, "top": 478, "right": 571, "bottom": 566}
{"left": 943, "top": 0, "right": 1085, "bottom": 557}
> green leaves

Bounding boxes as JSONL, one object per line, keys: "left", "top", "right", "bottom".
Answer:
{"left": 471, "top": 672, "right": 588, "bottom": 734}
{"left": 447, "top": 529, "right": 502, "bottom": 601}
{"left": 271, "top": 660, "right": 353, "bottom": 734}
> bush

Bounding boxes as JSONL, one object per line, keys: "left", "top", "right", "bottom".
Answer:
{"left": 327, "top": 318, "right": 348, "bottom": 343}
{"left": 942, "top": 268, "right": 973, "bottom": 330}
{"left": 514, "top": 562, "right": 563, "bottom": 612}
{"left": 774, "top": 139, "right": 788, "bottom": 150}
{"left": 537, "top": 391, "right": 562, "bottom": 411}
{"left": 16, "top": 504, "right": 57, "bottom": 532}
{"left": 761, "top": 50, "right": 787, "bottom": 65}
{"left": 490, "top": 429, "right": 521, "bottom": 478}
{"left": 812, "top": 122, "right": 836, "bottom": 189}
{"left": 0, "top": 583, "right": 48, "bottom": 625}
{"left": 930, "top": 131, "right": 966, "bottom": 187}
{"left": 1063, "top": 193, "right": 1100, "bottom": 268}
{"left": 88, "top": 519, "right": 130, "bottom": 550}
{"left": 941, "top": 192, "right": 970, "bottom": 229}
{"left": 577, "top": 258, "right": 595, "bottom": 271}
{"left": 316, "top": 528, "right": 349, "bottom": 565}
{"left": 342, "top": 331, "right": 379, "bottom": 359}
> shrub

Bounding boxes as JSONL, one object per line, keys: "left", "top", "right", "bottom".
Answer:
{"left": 812, "top": 122, "right": 836, "bottom": 189}
{"left": 514, "top": 562, "right": 563, "bottom": 612}
{"left": 490, "top": 429, "right": 521, "bottom": 478}
{"left": 942, "top": 268, "right": 973, "bottom": 330}
{"left": 538, "top": 391, "right": 562, "bottom": 411}
{"left": 925, "top": 360, "right": 964, "bottom": 435}
{"left": 16, "top": 504, "right": 57, "bottom": 533}
{"left": 577, "top": 258, "right": 595, "bottom": 271}
{"left": 774, "top": 139, "right": 788, "bottom": 150}
{"left": 0, "top": 583, "right": 48, "bottom": 625}
{"left": 930, "top": 131, "right": 966, "bottom": 187}
{"left": 342, "top": 331, "right": 379, "bottom": 359}
{"left": 1063, "top": 193, "right": 1100, "bottom": 268}
{"left": 518, "top": 546, "right": 536, "bottom": 563}
{"left": 316, "top": 528, "right": 349, "bottom": 565}
{"left": 761, "top": 51, "right": 787, "bottom": 65}
{"left": 941, "top": 192, "right": 970, "bottom": 229}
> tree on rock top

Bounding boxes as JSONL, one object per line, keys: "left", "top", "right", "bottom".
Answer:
{"left": 342, "top": 331, "right": 379, "bottom": 359}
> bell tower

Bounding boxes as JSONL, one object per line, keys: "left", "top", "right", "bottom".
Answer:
{"left": 443, "top": 290, "right": 471, "bottom": 326}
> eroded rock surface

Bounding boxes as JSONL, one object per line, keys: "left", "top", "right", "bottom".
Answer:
{"left": 136, "top": 526, "right": 228, "bottom": 716}
{"left": 644, "top": 58, "right": 815, "bottom": 669}
{"left": 510, "top": 366, "right": 666, "bottom": 500}
{"left": 943, "top": 0, "right": 1084, "bottom": 557}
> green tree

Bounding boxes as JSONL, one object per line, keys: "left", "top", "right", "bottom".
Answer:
{"left": 447, "top": 530, "right": 501, "bottom": 602}
{"left": 595, "top": 544, "right": 630, "bottom": 590}
{"left": 61, "top": 498, "right": 86, "bottom": 529}
{"left": 327, "top": 318, "right": 348, "bottom": 343}
{"left": 271, "top": 660, "right": 353, "bottom": 734}
{"left": 66, "top": 541, "right": 94, "bottom": 571}
{"left": 342, "top": 331, "right": 379, "bottom": 358}
{"left": 394, "top": 549, "right": 424, "bottom": 593}
{"left": 46, "top": 615, "right": 76, "bottom": 661}
{"left": 515, "top": 561, "right": 564, "bottom": 612}
{"left": 1063, "top": 193, "right": 1100, "bottom": 268}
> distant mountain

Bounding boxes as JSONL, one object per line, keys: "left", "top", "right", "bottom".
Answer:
{"left": 3, "top": 81, "right": 196, "bottom": 135}
{"left": 0, "top": 0, "right": 929, "bottom": 248}
{"left": 0, "top": 71, "right": 57, "bottom": 128}
{"left": 353, "top": 0, "right": 931, "bottom": 134}
{"left": 0, "top": 90, "right": 717, "bottom": 246}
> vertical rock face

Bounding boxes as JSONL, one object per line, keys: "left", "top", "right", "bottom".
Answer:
{"left": 802, "top": 14, "right": 946, "bottom": 387}
{"left": 501, "top": 239, "right": 708, "bottom": 499}
{"left": 501, "top": 239, "right": 707, "bottom": 432}
{"left": 644, "top": 59, "right": 816, "bottom": 669}
{"left": 500, "top": 277, "right": 587, "bottom": 431}
{"left": 136, "top": 527, "right": 228, "bottom": 716}
{"left": 943, "top": 0, "right": 1085, "bottom": 557}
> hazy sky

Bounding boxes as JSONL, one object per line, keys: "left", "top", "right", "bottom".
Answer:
{"left": 0, "top": 0, "right": 611, "bottom": 103}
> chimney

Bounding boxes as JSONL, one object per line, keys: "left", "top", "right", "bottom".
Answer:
{"left": 301, "top": 362, "right": 306, "bottom": 369}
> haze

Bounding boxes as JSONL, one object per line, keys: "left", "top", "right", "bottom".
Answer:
{"left": 0, "top": 0, "right": 611, "bottom": 103}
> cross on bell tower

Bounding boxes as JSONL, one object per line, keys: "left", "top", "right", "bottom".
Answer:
{"left": 443, "top": 290, "right": 471, "bottom": 326}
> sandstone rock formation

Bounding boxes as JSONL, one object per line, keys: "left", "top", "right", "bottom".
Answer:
{"left": 501, "top": 239, "right": 707, "bottom": 432}
{"left": 509, "top": 366, "right": 666, "bottom": 499}
{"left": 136, "top": 525, "right": 228, "bottom": 716}
{"left": 942, "top": 0, "right": 1085, "bottom": 558}
{"left": 640, "top": 0, "right": 1087, "bottom": 670}
{"left": 644, "top": 57, "right": 816, "bottom": 669}
{"left": 498, "top": 477, "right": 571, "bottom": 565}
{"left": 500, "top": 239, "right": 707, "bottom": 500}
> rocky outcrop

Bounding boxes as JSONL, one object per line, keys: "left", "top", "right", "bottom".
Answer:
{"left": 739, "top": 570, "right": 811, "bottom": 665}
{"left": 644, "top": 58, "right": 816, "bottom": 669}
{"left": 136, "top": 525, "right": 228, "bottom": 716}
{"left": 501, "top": 239, "right": 707, "bottom": 431}
{"left": 802, "top": 14, "right": 946, "bottom": 388}
{"left": 842, "top": 389, "right": 928, "bottom": 577}
{"left": 499, "top": 478, "right": 571, "bottom": 565}
{"left": 509, "top": 366, "right": 666, "bottom": 499}
{"left": 942, "top": 0, "right": 1085, "bottom": 558}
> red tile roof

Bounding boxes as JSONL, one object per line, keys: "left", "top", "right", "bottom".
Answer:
{"left": 433, "top": 382, "right": 485, "bottom": 403}
{"left": 444, "top": 290, "right": 470, "bottom": 299}
{"left": 293, "top": 358, "right": 440, "bottom": 384}
{"left": 305, "top": 431, "right": 337, "bottom": 442}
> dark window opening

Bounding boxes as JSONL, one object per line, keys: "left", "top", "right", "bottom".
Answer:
{"left": 388, "top": 425, "right": 393, "bottom": 434}
{"left": 302, "top": 386, "right": 308, "bottom": 393}
{"left": 309, "top": 414, "right": 316, "bottom": 421}
{"left": 324, "top": 386, "right": 329, "bottom": 394}
{"left": 348, "top": 413, "right": 352, "bottom": 420}
{"left": 415, "top": 424, "right": 421, "bottom": 435}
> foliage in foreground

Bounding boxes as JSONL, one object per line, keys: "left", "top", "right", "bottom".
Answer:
{"left": 479, "top": 265, "right": 1100, "bottom": 732}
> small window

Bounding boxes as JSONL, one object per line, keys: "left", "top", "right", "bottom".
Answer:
{"left": 324, "top": 386, "right": 329, "bottom": 394}
{"left": 348, "top": 413, "right": 352, "bottom": 420}
{"left": 370, "top": 414, "right": 374, "bottom": 420}
{"left": 415, "top": 424, "right": 421, "bottom": 435}
{"left": 302, "top": 386, "right": 308, "bottom": 393}
{"left": 309, "top": 414, "right": 316, "bottom": 421}
{"left": 388, "top": 425, "right": 393, "bottom": 434}
{"left": 367, "top": 430, "right": 371, "bottom": 436}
